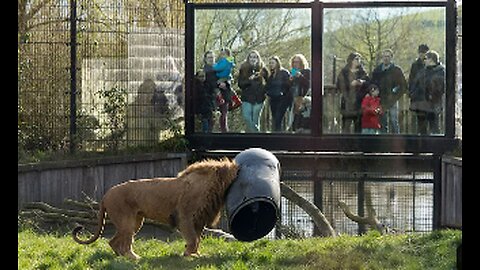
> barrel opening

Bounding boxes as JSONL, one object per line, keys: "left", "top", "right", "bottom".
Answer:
{"left": 229, "top": 199, "right": 278, "bottom": 242}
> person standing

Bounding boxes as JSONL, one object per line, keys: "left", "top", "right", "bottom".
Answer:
{"left": 212, "top": 48, "right": 235, "bottom": 133}
{"left": 361, "top": 84, "right": 383, "bottom": 135}
{"left": 237, "top": 50, "right": 268, "bottom": 132}
{"left": 336, "top": 52, "right": 369, "bottom": 133}
{"left": 408, "top": 44, "right": 430, "bottom": 134}
{"left": 371, "top": 49, "right": 407, "bottom": 134}
{"left": 201, "top": 50, "right": 218, "bottom": 133}
{"left": 265, "top": 56, "right": 291, "bottom": 132}
{"left": 289, "top": 53, "right": 311, "bottom": 132}
{"left": 193, "top": 70, "right": 215, "bottom": 133}
{"left": 409, "top": 50, "right": 445, "bottom": 134}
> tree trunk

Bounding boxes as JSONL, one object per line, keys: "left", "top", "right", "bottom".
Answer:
{"left": 280, "top": 182, "right": 336, "bottom": 237}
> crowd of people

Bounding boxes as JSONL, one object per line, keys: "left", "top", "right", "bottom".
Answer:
{"left": 193, "top": 44, "right": 445, "bottom": 135}
{"left": 337, "top": 44, "right": 445, "bottom": 135}
{"left": 194, "top": 49, "right": 312, "bottom": 133}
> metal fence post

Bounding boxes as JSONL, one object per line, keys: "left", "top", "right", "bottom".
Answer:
{"left": 332, "top": 55, "right": 337, "bottom": 85}
{"left": 313, "top": 167, "right": 323, "bottom": 236}
{"left": 69, "top": 0, "right": 78, "bottom": 153}
{"left": 433, "top": 155, "right": 442, "bottom": 229}
{"left": 358, "top": 177, "right": 366, "bottom": 234}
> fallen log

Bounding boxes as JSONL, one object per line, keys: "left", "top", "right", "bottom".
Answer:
{"left": 19, "top": 200, "right": 236, "bottom": 240}
{"left": 337, "top": 188, "right": 388, "bottom": 234}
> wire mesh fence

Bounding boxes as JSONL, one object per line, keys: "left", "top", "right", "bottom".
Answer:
{"left": 320, "top": 171, "right": 434, "bottom": 235}
{"left": 213, "top": 168, "right": 434, "bottom": 239}
{"left": 18, "top": 0, "right": 186, "bottom": 159}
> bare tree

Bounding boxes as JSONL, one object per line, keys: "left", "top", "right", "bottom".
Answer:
{"left": 195, "top": 8, "right": 310, "bottom": 68}
{"left": 326, "top": 8, "right": 419, "bottom": 74}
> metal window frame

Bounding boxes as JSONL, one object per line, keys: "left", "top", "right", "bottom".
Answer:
{"left": 184, "top": 0, "right": 459, "bottom": 154}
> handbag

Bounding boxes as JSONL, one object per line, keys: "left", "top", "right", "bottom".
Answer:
{"left": 216, "top": 90, "right": 242, "bottom": 111}
{"left": 229, "top": 90, "right": 242, "bottom": 111}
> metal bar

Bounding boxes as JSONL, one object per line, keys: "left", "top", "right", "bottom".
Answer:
{"left": 191, "top": 2, "right": 311, "bottom": 9}
{"left": 432, "top": 154, "right": 442, "bottom": 229}
{"left": 358, "top": 178, "right": 366, "bottom": 234}
{"left": 413, "top": 171, "right": 416, "bottom": 231}
{"left": 69, "top": 0, "right": 77, "bottom": 153}
{"left": 311, "top": 0, "right": 322, "bottom": 136}
{"left": 313, "top": 164, "right": 323, "bottom": 236}
{"left": 323, "top": 1, "right": 448, "bottom": 8}
{"left": 185, "top": 2, "right": 195, "bottom": 136}
{"left": 332, "top": 55, "right": 337, "bottom": 85}
{"left": 445, "top": 0, "right": 457, "bottom": 138}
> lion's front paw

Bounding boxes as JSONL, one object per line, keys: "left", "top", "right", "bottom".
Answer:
{"left": 183, "top": 251, "right": 200, "bottom": 258}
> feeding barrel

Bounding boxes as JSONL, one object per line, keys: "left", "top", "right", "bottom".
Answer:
{"left": 225, "top": 148, "right": 281, "bottom": 241}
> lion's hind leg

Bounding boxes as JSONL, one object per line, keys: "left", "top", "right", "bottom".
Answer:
{"left": 108, "top": 213, "right": 141, "bottom": 260}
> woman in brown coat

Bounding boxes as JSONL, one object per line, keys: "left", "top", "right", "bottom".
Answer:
{"left": 336, "top": 52, "right": 369, "bottom": 133}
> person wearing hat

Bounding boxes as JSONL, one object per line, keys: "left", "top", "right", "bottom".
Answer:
{"left": 409, "top": 50, "right": 445, "bottom": 135}
{"left": 408, "top": 44, "right": 430, "bottom": 133}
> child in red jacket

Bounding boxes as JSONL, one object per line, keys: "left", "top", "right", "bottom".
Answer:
{"left": 361, "top": 84, "right": 383, "bottom": 134}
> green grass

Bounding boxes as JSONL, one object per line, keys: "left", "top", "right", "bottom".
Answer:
{"left": 18, "top": 228, "right": 461, "bottom": 270}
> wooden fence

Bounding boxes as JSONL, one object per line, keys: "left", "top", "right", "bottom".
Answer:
{"left": 18, "top": 153, "right": 188, "bottom": 211}
{"left": 441, "top": 155, "right": 462, "bottom": 228}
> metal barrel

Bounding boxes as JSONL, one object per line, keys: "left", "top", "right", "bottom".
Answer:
{"left": 225, "top": 148, "right": 281, "bottom": 241}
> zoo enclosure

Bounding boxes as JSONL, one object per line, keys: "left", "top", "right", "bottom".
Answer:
{"left": 18, "top": 0, "right": 461, "bottom": 237}
{"left": 19, "top": 151, "right": 461, "bottom": 236}
{"left": 197, "top": 151, "right": 458, "bottom": 237}
{"left": 18, "top": 0, "right": 186, "bottom": 155}
{"left": 18, "top": 0, "right": 462, "bottom": 156}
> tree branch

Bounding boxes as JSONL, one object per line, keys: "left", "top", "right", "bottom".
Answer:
{"left": 280, "top": 182, "right": 336, "bottom": 237}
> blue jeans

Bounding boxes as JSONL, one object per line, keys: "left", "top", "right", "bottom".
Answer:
{"left": 201, "top": 117, "right": 213, "bottom": 133}
{"left": 381, "top": 101, "right": 399, "bottom": 134}
{"left": 242, "top": 101, "right": 264, "bottom": 132}
{"left": 270, "top": 95, "right": 290, "bottom": 132}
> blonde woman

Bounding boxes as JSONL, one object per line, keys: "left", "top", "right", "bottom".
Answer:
{"left": 237, "top": 50, "right": 269, "bottom": 132}
{"left": 289, "top": 54, "right": 311, "bottom": 132}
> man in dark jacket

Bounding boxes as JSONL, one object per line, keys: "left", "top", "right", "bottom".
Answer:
{"left": 371, "top": 49, "right": 407, "bottom": 134}
{"left": 408, "top": 44, "right": 430, "bottom": 91}
{"left": 408, "top": 44, "right": 430, "bottom": 134}
{"left": 409, "top": 50, "right": 445, "bottom": 135}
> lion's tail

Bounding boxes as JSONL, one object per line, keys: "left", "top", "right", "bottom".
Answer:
{"left": 72, "top": 200, "right": 106, "bottom": 245}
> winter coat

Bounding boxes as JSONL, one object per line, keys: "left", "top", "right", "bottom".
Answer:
{"left": 204, "top": 64, "right": 218, "bottom": 92}
{"left": 409, "top": 64, "right": 445, "bottom": 113}
{"left": 408, "top": 58, "right": 425, "bottom": 92}
{"left": 361, "top": 95, "right": 383, "bottom": 129}
{"left": 371, "top": 63, "right": 407, "bottom": 109}
{"left": 237, "top": 62, "right": 267, "bottom": 104}
{"left": 266, "top": 68, "right": 291, "bottom": 99}
{"left": 290, "top": 68, "right": 311, "bottom": 98}
{"left": 336, "top": 67, "right": 369, "bottom": 118}
{"left": 213, "top": 56, "right": 235, "bottom": 80}
{"left": 193, "top": 65, "right": 217, "bottom": 116}
{"left": 193, "top": 78, "right": 214, "bottom": 116}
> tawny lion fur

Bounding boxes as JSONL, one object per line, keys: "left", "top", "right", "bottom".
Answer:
{"left": 72, "top": 157, "right": 239, "bottom": 259}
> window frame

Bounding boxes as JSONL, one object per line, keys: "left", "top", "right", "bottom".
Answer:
{"left": 184, "top": 0, "right": 459, "bottom": 153}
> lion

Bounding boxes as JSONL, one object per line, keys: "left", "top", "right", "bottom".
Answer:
{"left": 72, "top": 157, "right": 239, "bottom": 259}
